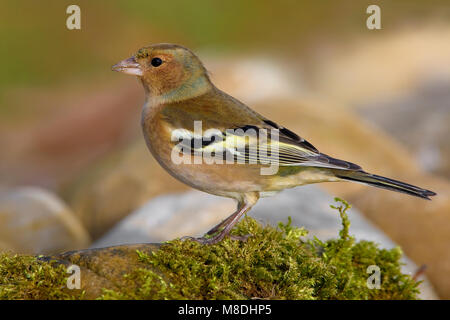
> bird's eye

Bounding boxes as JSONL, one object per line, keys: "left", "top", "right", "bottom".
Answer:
{"left": 151, "top": 57, "right": 163, "bottom": 67}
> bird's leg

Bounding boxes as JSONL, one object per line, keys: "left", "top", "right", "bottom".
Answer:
{"left": 182, "top": 201, "right": 253, "bottom": 245}
{"left": 205, "top": 202, "right": 254, "bottom": 242}
{"left": 204, "top": 202, "right": 252, "bottom": 244}
{"left": 204, "top": 210, "right": 237, "bottom": 236}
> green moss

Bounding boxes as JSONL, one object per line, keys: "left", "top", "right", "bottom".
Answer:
{"left": 0, "top": 254, "right": 84, "bottom": 300}
{"left": 99, "top": 198, "right": 419, "bottom": 300}
{"left": 307, "top": 199, "right": 419, "bottom": 299}
{"left": 0, "top": 198, "right": 420, "bottom": 300}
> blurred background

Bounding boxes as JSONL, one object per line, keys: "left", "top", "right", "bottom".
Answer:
{"left": 0, "top": 0, "right": 449, "bottom": 298}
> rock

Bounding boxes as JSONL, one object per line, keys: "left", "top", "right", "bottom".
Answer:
{"left": 92, "top": 186, "right": 438, "bottom": 299}
{"left": 0, "top": 219, "right": 425, "bottom": 299}
{"left": 0, "top": 187, "right": 90, "bottom": 254}
{"left": 55, "top": 243, "right": 161, "bottom": 299}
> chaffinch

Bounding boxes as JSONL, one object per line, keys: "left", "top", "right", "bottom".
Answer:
{"left": 112, "top": 43, "right": 436, "bottom": 244}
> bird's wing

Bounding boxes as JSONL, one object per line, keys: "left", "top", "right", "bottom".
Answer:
{"left": 255, "top": 118, "right": 362, "bottom": 170}
{"left": 186, "top": 124, "right": 361, "bottom": 170}
{"left": 173, "top": 120, "right": 361, "bottom": 171}
{"left": 164, "top": 89, "right": 361, "bottom": 170}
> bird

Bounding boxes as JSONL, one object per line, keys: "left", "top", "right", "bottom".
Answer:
{"left": 112, "top": 43, "right": 436, "bottom": 245}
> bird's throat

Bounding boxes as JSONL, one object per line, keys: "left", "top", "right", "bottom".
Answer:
{"left": 143, "top": 75, "right": 213, "bottom": 106}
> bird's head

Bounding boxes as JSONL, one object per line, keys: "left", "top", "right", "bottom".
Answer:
{"left": 112, "top": 43, "right": 212, "bottom": 102}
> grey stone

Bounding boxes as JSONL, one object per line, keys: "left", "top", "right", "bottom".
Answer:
{"left": 0, "top": 187, "right": 91, "bottom": 254}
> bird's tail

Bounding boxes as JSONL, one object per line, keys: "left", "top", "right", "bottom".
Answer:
{"left": 335, "top": 171, "right": 436, "bottom": 200}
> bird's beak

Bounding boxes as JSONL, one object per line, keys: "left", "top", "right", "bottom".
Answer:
{"left": 111, "top": 57, "right": 143, "bottom": 76}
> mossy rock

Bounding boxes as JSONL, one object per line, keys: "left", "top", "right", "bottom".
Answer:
{"left": 0, "top": 199, "right": 420, "bottom": 300}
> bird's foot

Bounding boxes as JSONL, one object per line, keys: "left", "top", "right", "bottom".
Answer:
{"left": 180, "top": 233, "right": 252, "bottom": 245}
{"left": 180, "top": 235, "right": 223, "bottom": 245}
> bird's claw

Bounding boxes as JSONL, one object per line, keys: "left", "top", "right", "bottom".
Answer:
{"left": 180, "top": 235, "right": 221, "bottom": 245}
{"left": 180, "top": 233, "right": 252, "bottom": 245}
